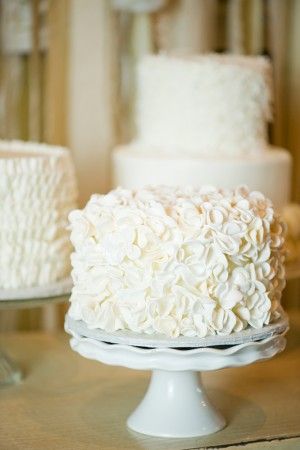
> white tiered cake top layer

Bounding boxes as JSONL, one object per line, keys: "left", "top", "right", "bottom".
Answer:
{"left": 134, "top": 54, "right": 273, "bottom": 157}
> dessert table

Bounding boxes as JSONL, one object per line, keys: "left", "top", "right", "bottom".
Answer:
{"left": 0, "top": 310, "right": 300, "bottom": 450}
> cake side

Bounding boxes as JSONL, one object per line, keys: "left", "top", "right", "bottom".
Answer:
{"left": 0, "top": 140, "right": 78, "bottom": 289}
{"left": 112, "top": 146, "right": 291, "bottom": 211}
{"left": 68, "top": 185, "right": 285, "bottom": 338}
{"left": 134, "top": 54, "right": 273, "bottom": 157}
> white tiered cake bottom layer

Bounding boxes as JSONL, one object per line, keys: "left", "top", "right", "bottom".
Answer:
{"left": 113, "top": 147, "right": 291, "bottom": 210}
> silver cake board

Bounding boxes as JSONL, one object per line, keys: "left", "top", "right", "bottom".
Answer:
{"left": 0, "top": 277, "right": 73, "bottom": 301}
{"left": 65, "top": 309, "right": 289, "bottom": 349}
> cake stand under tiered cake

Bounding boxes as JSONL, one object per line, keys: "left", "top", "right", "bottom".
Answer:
{"left": 65, "top": 311, "right": 288, "bottom": 438}
{"left": 0, "top": 278, "right": 72, "bottom": 387}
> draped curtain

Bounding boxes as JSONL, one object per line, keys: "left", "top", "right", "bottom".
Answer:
{"left": 1, "top": 0, "right": 300, "bottom": 331}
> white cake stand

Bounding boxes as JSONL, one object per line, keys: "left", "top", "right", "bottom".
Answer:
{"left": 65, "top": 313, "right": 288, "bottom": 438}
{"left": 0, "top": 278, "right": 72, "bottom": 387}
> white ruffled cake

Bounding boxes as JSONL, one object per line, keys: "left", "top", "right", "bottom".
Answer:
{"left": 68, "top": 185, "right": 285, "bottom": 338}
{"left": 113, "top": 54, "right": 291, "bottom": 210}
{"left": 0, "top": 140, "right": 78, "bottom": 289}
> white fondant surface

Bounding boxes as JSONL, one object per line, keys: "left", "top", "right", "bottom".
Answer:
{"left": 113, "top": 146, "right": 291, "bottom": 210}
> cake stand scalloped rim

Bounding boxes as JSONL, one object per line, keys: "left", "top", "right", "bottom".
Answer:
{"left": 65, "top": 319, "right": 288, "bottom": 372}
{"left": 64, "top": 317, "right": 287, "bottom": 438}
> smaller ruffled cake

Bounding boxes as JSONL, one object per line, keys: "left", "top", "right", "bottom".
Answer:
{"left": 68, "top": 186, "right": 286, "bottom": 338}
{"left": 0, "top": 140, "right": 78, "bottom": 289}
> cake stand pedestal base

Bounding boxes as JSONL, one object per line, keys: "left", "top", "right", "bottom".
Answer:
{"left": 127, "top": 369, "right": 225, "bottom": 438}
{"left": 0, "top": 283, "right": 71, "bottom": 388}
{"left": 0, "top": 350, "right": 22, "bottom": 387}
{"left": 65, "top": 313, "right": 288, "bottom": 438}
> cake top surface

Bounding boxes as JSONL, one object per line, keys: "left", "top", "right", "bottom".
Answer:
{"left": 142, "top": 52, "right": 272, "bottom": 76}
{"left": 69, "top": 185, "right": 285, "bottom": 338}
{"left": 134, "top": 53, "right": 273, "bottom": 157}
{"left": 74, "top": 184, "right": 273, "bottom": 216}
{"left": 0, "top": 139, "right": 69, "bottom": 159}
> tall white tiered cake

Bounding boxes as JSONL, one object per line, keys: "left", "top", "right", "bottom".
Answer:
{"left": 0, "top": 140, "right": 78, "bottom": 290}
{"left": 113, "top": 54, "right": 291, "bottom": 210}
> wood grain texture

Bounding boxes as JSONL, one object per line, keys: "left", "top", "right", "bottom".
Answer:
{"left": 155, "top": 0, "right": 218, "bottom": 53}
{"left": 67, "top": 0, "right": 119, "bottom": 205}
{"left": 28, "top": 0, "right": 42, "bottom": 141}
{"left": 0, "top": 310, "right": 299, "bottom": 450}
{"left": 267, "top": 0, "right": 289, "bottom": 147}
{"left": 246, "top": 0, "right": 265, "bottom": 55}
{"left": 227, "top": 0, "right": 246, "bottom": 54}
{"left": 0, "top": 55, "right": 28, "bottom": 139}
{"left": 44, "top": 0, "right": 69, "bottom": 145}
{"left": 286, "top": 0, "right": 300, "bottom": 202}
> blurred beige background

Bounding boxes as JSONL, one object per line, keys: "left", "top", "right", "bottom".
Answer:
{"left": 0, "top": 0, "right": 299, "bottom": 330}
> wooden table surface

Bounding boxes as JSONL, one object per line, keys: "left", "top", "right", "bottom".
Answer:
{"left": 0, "top": 310, "right": 300, "bottom": 450}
